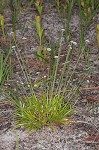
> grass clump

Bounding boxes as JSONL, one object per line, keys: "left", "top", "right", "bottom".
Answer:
{"left": 13, "top": 94, "right": 74, "bottom": 131}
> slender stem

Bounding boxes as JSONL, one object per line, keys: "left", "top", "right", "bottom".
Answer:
{"left": 50, "top": 30, "right": 64, "bottom": 98}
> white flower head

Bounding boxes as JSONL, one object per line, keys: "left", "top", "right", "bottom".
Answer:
{"left": 54, "top": 56, "right": 58, "bottom": 59}
{"left": 61, "top": 28, "right": 65, "bottom": 32}
{"left": 47, "top": 48, "right": 51, "bottom": 52}
{"left": 12, "top": 46, "right": 16, "bottom": 49}
{"left": 36, "top": 72, "right": 40, "bottom": 75}
{"left": 28, "top": 84, "right": 30, "bottom": 87}
{"left": 43, "top": 76, "right": 46, "bottom": 78}
{"left": 87, "top": 80, "right": 90, "bottom": 83}
{"left": 34, "top": 84, "right": 38, "bottom": 87}
{"left": 23, "top": 103, "right": 25, "bottom": 108}
{"left": 21, "top": 82, "right": 24, "bottom": 85}
{"left": 22, "top": 37, "right": 27, "bottom": 40}
{"left": 85, "top": 39, "right": 90, "bottom": 43}
{"left": 11, "top": 31, "right": 14, "bottom": 34}
{"left": 70, "top": 41, "right": 77, "bottom": 45}
{"left": 68, "top": 44, "right": 72, "bottom": 50}
{"left": 20, "top": 101, "right": 22, "bottom": 106}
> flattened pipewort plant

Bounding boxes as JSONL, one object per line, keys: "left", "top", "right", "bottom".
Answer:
{"left": 8, "top": 29, "right": 82, "bottom": 132}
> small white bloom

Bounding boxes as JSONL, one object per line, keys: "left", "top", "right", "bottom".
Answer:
{"left": 11, "top": 31, "right": 14, "bottom": 34}
{"left": 85, "top": 39, "right": 90, "bottom": 43}
{"left": 61, "top": 28, "right": 65, "bottom": 31}
{"left": 28, "top": 84, "right": 30, "bottom": 87}
{"left": 70, "top": 41, "right": 77, "bottom": 45}
{"left": 70, "top": 41, "right": 73, "bottom": 43}
{"left": 47, "top": 48, "right": 51, "bottom": 52}
{"left": 34, "top": 84, "right": 38, "bottom": 87}
{"left": 69, "top": 47, "right": 72, "bottom": 50}
{"left": 22, "top": 37, "right": 27, "bottom": 40}
{"left": 20, "top": 101, "right": 22, "bottom": 106}
{"left": 54, "top": 56, "right": 58, "bottom": 59}
{"left": 73, "top": 42, "right": 77, "bottom": 45}
{"left": 61, "top": 54, "right": 64, "bottom": 57}
{"left": 87, "top": 80, "right": 90, "bottom": 83}
{"left": 43, "top": 76, "right": 46, "bottom": 78}
{"left": 12, "top": 46, "right": 16, "bottom": 49}
{"left": 21, "top": 82, "right": 24, "bottom": 85}
{"left": 36, "top": 72, "right": 40, "bottom": 74}
{"left": 68, "top": 44, "right": 72, "bottom": 50}
{"left": 23, "top": 103, "right": 25, "bottom": 108}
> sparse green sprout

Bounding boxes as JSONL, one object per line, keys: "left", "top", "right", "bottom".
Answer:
{"left": 96, "top": 24, "right": 99, "bottom": 48}
{"left": 9, "top": 0, "right": 21, "bottom": 32}
{"left": 55, "top": 0, "right": 73, "bottom": 17}
{"left": 55, "top": 0, "right": 60, "bottom": 12}
{"left": 78, "top": 0, "right": 99, "bottom": 27}
{"left": 81, "top": 0, "right": 91, "bottom": 17}
{"left": 35, "top": 0, "right": 43, "bottom": 16}
{"left": 0, "top": 14, "right": 6, "bottom": 38}
{"left": 35, "top": 15, "right": 46, "bottom": 61}
{"left": 0, "top": 49, "right": 12, "bottom": 87}
{"left": 35, "top": 15, "right": 44, "bottom": 46}
{"left": 34, "top": 1, "right": 47, "bottom": 61}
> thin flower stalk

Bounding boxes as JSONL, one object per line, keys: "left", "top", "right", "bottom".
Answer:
{"left": 50, "top": 29, "right": 64, "bottom": 98}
